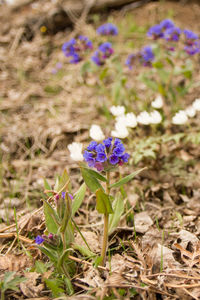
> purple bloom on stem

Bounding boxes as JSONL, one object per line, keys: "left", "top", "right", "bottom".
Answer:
{"left": 109, "top": 154, "right": 119, "bottom": 165}
{"left": 91, "top": 51, "right": 104, "bottom": 66}
{"left": 69, "top": 53, "right": 81, "bottom": 64}
{"left": 164, "top": 27, "right": 181, "bottom": 41}
{"left": 141, "top": 46, "right": 154, "bottom": 63}
{"left": 103, "top": 137, "right": 112, "bottom": 148}
{"left": 184, "top": 44, "right": 200, "bottom": 55}
{"left": 160, "top": 19, "right": 174, "bottom": 29}
{"left": 183, "top": 29, "right": 198, "bottom": 41}
{"left": 35, "top": 235, "right": 44, "bottom": 245}
{"left": 95, "top": 162, "right": 104, "bottom": 171}
{"left": 62, "top": 38, "right": 76, "bottom": 55}
{"left": 83, "top": 150, "right": 96, "bottom": 167}
{"left": 87, "top": 141, "right": 98, "bottom": 151}
{"left": 48, "top": 233, "right": 53, "bottom": 239}
{"left": 113, "top": 143, "right": 125, "bottom": 156}
{"left": 114, "top": 138, "right": 122, "bottom": 146}
{"left": 147, "top": 24, "right": 163, "bottom": 39}
{"left": 120, "top": 153, "right": 130, "bottom": 163}
{"left": 69, "top": 193, "right": 74, "bottom": 200}
{"left": 96, "top": 152, "right": 107, "bottom": 162}
{"left": 97, "top": 23, "right": 118, "bottom": 36}
{"left": 99, "top": 42, "right": 114, "bottom": 57}
{"left": 62, "top": 192, "right": 66, "bottom": 199}
{"left": 78, "top": 35, "right": 93, "bottom": 49}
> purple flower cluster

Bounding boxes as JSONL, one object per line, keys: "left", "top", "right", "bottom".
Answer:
{"left": 147, "top": 19, "right": 200, "bottom": 55}
{"left": 126, "top": 46, "right": 154, "bottom": 70}
{"left": 62, "top": 36, "right": 93, "bottom": 64}
{"left": 35, "top": 233, "right": 55, "bottom": 245}
{"left": 91, "top": 42, "right": 114, "bottom": 66}
{"left": 83, "top": 138, "right": 130, "bottom": 171}
{"left": 97, "top": 23, "right": 118, "bottom": 36}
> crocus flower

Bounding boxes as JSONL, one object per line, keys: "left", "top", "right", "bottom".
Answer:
{"left": 117, "top": 113, "right": 137, "bottom": 128}
{"left": 110, "top": 105, "right": 125, "bottom": 117}
{"left": 68, "top": 142, "right": 84, "bottom": 161}
{"left": 192, "top": 98, "right": 200, "bottom": 111}
{"left": 111, "top": 121, "right": 129, "bottom": 138}
{"left": 172, "top": 111, "right": 188, "bottom": 125}
{"left": 89, "top": 125, "right": 105, "bottom": 141}
{"left": 151, "top": 95, "right": 163, "bottom": 109}
{"left": 185, "top": 106, "right": 196, "bottom": 118}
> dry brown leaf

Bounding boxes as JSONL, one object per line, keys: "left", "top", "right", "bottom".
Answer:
{"left": 0, "top": 254, "right": 31, "bottom": 271}
{"left": 151, "top": 244, "right": 180, "bottom": 271}
{"left": 77, "top": 266, "right": 104, "bottom": 288}
{"left": 20, "top": 272, "right": 44, "bottom": 298}
{"left": 74, "top": 231, "right": 100, "bottom": 253}
{"left": 134, "top": 211, "right": 153, "bottom": 233}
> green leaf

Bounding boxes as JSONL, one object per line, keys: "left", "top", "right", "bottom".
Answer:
{"left": 96, "top": 189, "right": 113, "bottom": 214}
{"left": 81, "top": 61, "right": 92, "bottom": 76}
{"left": 45, "top": 278, "right": 65, "bottom": 297}
{"left": 43, "top": 178, "right": 53, "bottom": 196}
{"left": 81, "top": 167, "right": 103, "bottom": 193}
{"left": 152, "top": 61, "right": 163, "bottom": 69}
{"left": 43, "top": 199, "right": 60, "bottom": 234}
{"left": 99, "top": 67, "right": 108, "bottom": 81}
{"left": 72, "top": 244, "right": 95, "bottom": 257}
{"left": 83, "top": 168, "right": 107, "bottom": 182}
{"left": 72, "top": 183, "right": 86, "bottom": 217}
{"left": 108, "top": 193, "right": 124, "bottom": 235}
{"left": 54, "top": 169, "right": 71, "bottom": 193}
{"left": 35, "top": 260, "right": 48, "bottom": 274}
{"left": 110, "top": 167, "right": 146, "bottom": 188}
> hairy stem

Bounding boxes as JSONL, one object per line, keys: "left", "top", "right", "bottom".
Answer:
{"left": 100, "top": 171, "right": 110, "bottom": 266}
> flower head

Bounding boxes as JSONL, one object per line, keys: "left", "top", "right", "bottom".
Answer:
{"left": 35, "top": 235, "right": 44, "bottom": 245}
{"left": 149, "top": 110, "right": 162, "bottom": 124}
{"left": 140, "top": 46, "right": 155, "bottom": 66}
{"left": 172, "top": 110, "right": 188, "bottom": 125}
{"left": 91, "top": 42, "right": 114, "bottom": 66}
{"left": 84, "top": 138, "right": 129, "bottom": 170}
{"left": 192, "top": 98, "right": 200, "bottom": 111}
{"left": 68, "top": 142, "right": 84, "bottom": 161}
{"left": 125, "top": 54, "right": 136, "bottom": 70}
{"left": 117, "top": 113, "right": 137, "bottom": 128}
{"left": 151, "top": 95, "right": 163, "bottom": 109}
{"left": 164, "top": 27, "right": 181, "bottom": 41}
{"left": 111, "top": 121, "right": 129, "bottom": 138}
{"left": 110, "top": 105, "right": 125, "bottom": 117}
{"left": 97, "top": 23, "right": 118, "bottom": 36}
{"left": 89, "top": 125, "right": 105, "bottom": 141}
{"left": 185, "top": 106, "right": 196, "bottom": 118}
{"left": 147, "top": 24, "right": 163, "bottom": 39}
{"left": 137, "top": 111, "right": 151, "bottom": 125}
{"left": 160, "top": 19, "right": 174, "bottom": 30}
{"left": 183, "top": 29, "right": 198, "bottom": 45}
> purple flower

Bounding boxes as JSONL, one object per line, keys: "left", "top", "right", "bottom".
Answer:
{"left": 62, "top": 38, "right": 76, "bottom": 56}
{"left": 109, "top": 154, "right": 119, "bottom": 165}
{"left": 69, "top": 53, "right": 81, "bottom": 64}
{"left": 78, "top": 35, "right": 93, "bottom": 49}
{"left": 184, "top": 44, "right": 200, "bottom": 55}
{"left": 91, "top": 43, "right": 114, "bottom": 66}
{"left": 140, "top": 46, "right": 154, "bottom": 66}
{"left": 35, "top": 235, "right": 44, "bottom": 245}
{"left": 62, "top": 192, "right": 66, "bottom": 199}
{"left": 87, "top": 141, "right": 98, "bottom": 151}
{"left": 183, "top": 29, "right": 198, "bottom": 41}
{"left": 97, "top": 23, "right": 118, "bottom": 36}
{"left": 83, "top": 150, "right": 96, "bottom": 167}
{"left": 120, "top": 153, "right": 130, "bottom": 163}
{"left": 164, "top": 27, "right": 181, "bottom": 41}
{"left": 103, "top": 137, "right": 112, "bottom": 148}
{"left": 99, "top": 42, "right": 114, "bottom": 57}
{"left": 160, "top": 19, "right": 174, "bottom": 30}
{"left": 91, "top": 51, "right": 104, "bottom": 66}
{"left": 96, "top": 151, "right": 107, "bottom": 162}
{"left": 147, "top": 24, "right": 163, "bottom": 39}
{"left": 84, "top": 138, "right": 129, "bottom": 170}
{"left": 125, "top": 54, "right": 136, "bottom": 70}
{"left": 69, "top": 193, "right": 74, "bottom": 200}
{"left": 113, "top": 143, "right": 125, "bottom": 156}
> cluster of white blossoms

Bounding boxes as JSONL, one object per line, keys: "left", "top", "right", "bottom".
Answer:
{"left": 172, "top": 98, "right": 200, "bottom": 125}
{"left": 67, "top": 97, "right": 200, "bottom": 161}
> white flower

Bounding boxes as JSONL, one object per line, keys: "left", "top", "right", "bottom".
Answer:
{"left": 68, "top": 142, "right": 83, "bottom": 161}
{"left": 151, "top": 95, "right": 163, "bottom": 109}
{"left": 117, "top": 112, "right": 137, "bottom": 128}
{"left": 185, "top": 106, "right": 196, "bottom": 118}
{"left": 111, "top": 121, "right": 129, "bottom": 138}
{"left": 149, "top": 110, "right": 162, "bottom": 124}
{"left": 192, "top": 98, "right": 200, "bottom": 111}
{"left": 137, "top": 111, "right": 151, "bottom": 125}
{"left": 89, "top": 124, "right": 105, "bottom": 141}
{"left": 172, "top": 110, "right": 188, "bottom": 125}
{"left": 110, "top": 105, "right": 125, "bottom": 117}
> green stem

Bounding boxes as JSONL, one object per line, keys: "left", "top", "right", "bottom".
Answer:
{"left": 100, "top": 172, "right": 110, "bottom": 266}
